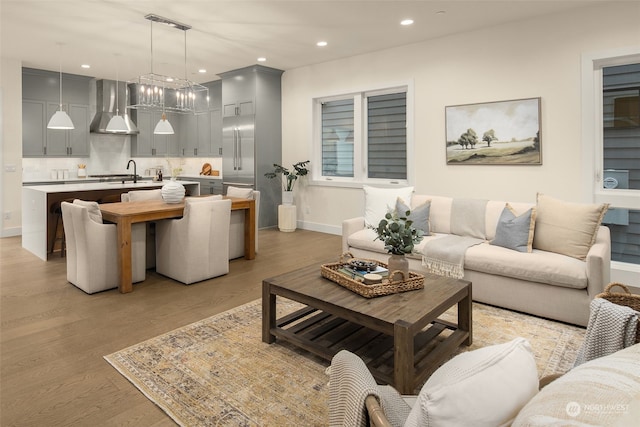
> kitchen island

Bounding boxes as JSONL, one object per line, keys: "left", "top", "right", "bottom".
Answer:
{"left": 22, "top": 180, "right": 200, "bottom": 260}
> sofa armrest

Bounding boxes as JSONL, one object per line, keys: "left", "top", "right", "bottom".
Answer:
{"left": 585, "top": 226, "right": 611, "bottom": 297}
{"left": 342, "top": 216, "right": 365, "bottom": 254}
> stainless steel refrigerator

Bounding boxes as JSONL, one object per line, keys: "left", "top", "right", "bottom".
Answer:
{"left": 222, "top": 112, "right": 255, "bottom": 191}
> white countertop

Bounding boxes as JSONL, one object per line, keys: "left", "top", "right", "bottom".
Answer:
{"left": 23, "top": 180, "right": 200, "bottom": 193}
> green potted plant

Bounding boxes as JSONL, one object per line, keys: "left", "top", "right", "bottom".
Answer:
{"left": 372, "top": 209, "right": 425, "bottom": 279}
{"left": 265, "top": 160, "right": 310, "bottom": 205}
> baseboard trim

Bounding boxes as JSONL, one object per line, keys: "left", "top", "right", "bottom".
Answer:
{"left": 298, "top": 221, "right": 341, "bottom": 236}
{"left": 1, "top": 227, "right": 22, "bottom": 238}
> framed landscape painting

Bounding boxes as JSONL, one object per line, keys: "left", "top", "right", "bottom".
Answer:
{"left": 445, "top": 97, "right": 542, "bottom": 165}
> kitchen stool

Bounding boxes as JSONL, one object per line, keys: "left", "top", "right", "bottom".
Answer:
{"left": 49, "top": 201, "right": 66, "bottom": 257}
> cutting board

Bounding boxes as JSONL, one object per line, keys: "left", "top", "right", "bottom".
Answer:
{"left": 200, "top": 163, "right": 212, "bottom": 176}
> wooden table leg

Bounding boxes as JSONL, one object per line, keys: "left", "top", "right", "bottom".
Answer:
{"left": 116, "top": 218, "right": 134, "bottom": 293}
{"left": 459, "top": 284, "right": 473, "bottom": 345}
{"left": 394, "top": 320, "right": 414, "bottom": 394}
{"left": 262, "top": 281, "right": 276, "bottom": 343}
{"left": 244, "top": 200, "right": 256, "bottom": 260}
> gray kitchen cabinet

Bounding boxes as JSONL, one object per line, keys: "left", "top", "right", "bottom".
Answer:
{"left": 22, "top": 100, "right": 46, "bottom": 156}
{"left": 131, "top": 110, "right": 180, "bottom": 157}
{"left": 219, "top": 64, "right": 283, "bottom": 227}
{"left": 44, "top": 102, "right": 90, "bottom": 157}
{"left": 210, "top": 109, "right": 222, "bottom": 156}
{"left": 22, "top": 68, "right": 91, "bottom": 158}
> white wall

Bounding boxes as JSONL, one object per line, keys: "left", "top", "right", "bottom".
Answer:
{"left": 1, "top": 58, "right": 23, "bottom": 237}
{"left": 282, "top": 2, "right": 640, "bottom": 235}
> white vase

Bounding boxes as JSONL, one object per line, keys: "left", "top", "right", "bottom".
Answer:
{"left": 282, "top": 190, "right": 294, "bottom": 205}
{"left": 162, "top": 178, "right": 186, "bottom": 204}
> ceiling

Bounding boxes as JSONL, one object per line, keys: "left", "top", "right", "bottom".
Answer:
{"left": 1, "top": 1, "right": 607, "bottom": 83}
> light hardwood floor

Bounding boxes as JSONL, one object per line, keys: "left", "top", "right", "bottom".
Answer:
{"left": 0, "top": 228, "right": 341, "bottom": 426}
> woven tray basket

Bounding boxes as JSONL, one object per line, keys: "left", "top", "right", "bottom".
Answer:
{"left": 596, "top": 282, "right": 640, "bottom": 344}
{"left": 321, "top": 253, "right": 424, "bottom": 298}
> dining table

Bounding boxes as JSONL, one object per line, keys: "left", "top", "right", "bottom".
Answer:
{"left": 99, "top": 196, "right": 256, "bottom": 293}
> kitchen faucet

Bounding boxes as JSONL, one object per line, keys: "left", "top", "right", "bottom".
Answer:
{"left": 126, "top": 160, "right": 137, "bottom": 183}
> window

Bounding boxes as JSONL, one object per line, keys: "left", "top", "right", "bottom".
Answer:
{"left": 314, "top": 85, "right": 411, "bottom": 186}
{"left": 582, "top": 48, "right": 640, "bottom": 273}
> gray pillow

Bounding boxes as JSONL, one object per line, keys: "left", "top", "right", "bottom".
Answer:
{"left": 396, "top": 197, "right": 431, "bottom": 235}
{"left": 490, "top": 204, "right": 536, "bottom": 253}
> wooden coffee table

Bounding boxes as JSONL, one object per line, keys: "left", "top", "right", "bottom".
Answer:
{"left": 262, "top": 262, "right": 472, "bottom": 394}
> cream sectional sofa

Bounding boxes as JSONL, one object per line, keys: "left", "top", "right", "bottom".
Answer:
{"left": 342, "top": 193, "right": 611, "bottom": 327}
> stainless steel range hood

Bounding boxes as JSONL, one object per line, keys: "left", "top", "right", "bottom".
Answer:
{"left": 90, "top": 79, "right": 139, "bottom": 134}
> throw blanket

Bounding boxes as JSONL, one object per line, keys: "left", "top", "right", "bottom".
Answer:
{"left": 422, "top": 198, "right": 487, "bottom": 279}
{"left": 422, "top": 235, "right": 484, "bottom": 279}
{"left": 328, "top": 350, "right": 411, "bottom": 427}
{"left": 574, "top": 298, "right": 639, "bottom": 367}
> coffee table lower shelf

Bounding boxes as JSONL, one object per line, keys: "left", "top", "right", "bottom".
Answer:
{"left": 269, "top": 306, "right": 470, "bottom": 391}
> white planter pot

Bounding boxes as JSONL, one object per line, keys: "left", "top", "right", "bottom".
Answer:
{"left": 282, "top": 191, "right": 294, "bottom": 205}
{"left": 162, "top": 179, "right": 186, "bottom": 204}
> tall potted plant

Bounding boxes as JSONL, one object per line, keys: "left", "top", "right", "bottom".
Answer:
{"left": 372, "top": 210, "right": 425, "bottom": 279}
{"left": 265, "top": 160, "right": 310, "bottom": 205}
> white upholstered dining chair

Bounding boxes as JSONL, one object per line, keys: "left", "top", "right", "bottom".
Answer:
{"left": 155, "top": 196, "right": 232, "bottom": 284}
{"left": 121, "top": 189, "right": 163, "bottom": 268}
{"left": 226, "top": 186, "right": 260, "bottom": 259}
{"left": 61, "top": 200, "right": 146, "bottom": 294}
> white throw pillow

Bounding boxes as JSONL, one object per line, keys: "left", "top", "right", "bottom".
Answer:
{"left": 73, "top": 199, "right": 102, "bottom": 224}
{"left": 363, "top": 185, "right": 414, "bottom": 227}
{"left": 226, "top": 186, "right": 254, "bottom": 199}
{"left": 404, "top": 337, "right": 539, "bottom": 427}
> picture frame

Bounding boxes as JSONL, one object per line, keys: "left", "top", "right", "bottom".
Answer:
{"left": 445, "top": 97, "right": 541, "bottom": 165}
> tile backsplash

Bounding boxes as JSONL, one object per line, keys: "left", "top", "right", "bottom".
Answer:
{"left": 22, "top": 134, "right": 222, "bottom": 181}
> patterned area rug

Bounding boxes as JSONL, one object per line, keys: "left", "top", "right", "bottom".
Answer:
{"left": 104, "top": 298, "right": 585, "bottom": 426}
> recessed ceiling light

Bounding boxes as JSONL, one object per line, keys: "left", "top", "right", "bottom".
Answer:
{"left": 400, "top": 19, "right": 414, "bottom": 26}
{"left": 198, "top": 69, "right": 207, "bottom": 73}
{"left": 81, "top": 64, "right": 90, "bottom": 69}
{"left": 317, "top": 41, "right": 328, "bottom": 47}
{"left": 257, "top": 57, "right": 267, "bottom": 62}
{"left": 436, "top": 10, "right": 446, "bottom": 15}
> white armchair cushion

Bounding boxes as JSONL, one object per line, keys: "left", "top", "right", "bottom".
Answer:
{"left": 229, "top": 191, "right": 260, "bottom": 259}
{"left": 404, "top": 337, "right": 539, "bottom": 427}
{"left": 72, "top": 199, "right": 102, "bottom": 223}
{"left": 156, "top": 198, "right": 232, "bottom": 284}
{"left": 226, "top": 186, "right": 254, "bottom": 199}
{"left": 127, "top": 189, "right": 162, "bottom": 201}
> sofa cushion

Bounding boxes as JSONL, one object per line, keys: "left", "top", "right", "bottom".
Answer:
{"left": 490, "top": 203, "right": 536, "bottom": 253}
{"left": 533, "top": 193, "right": 608, "bottom": 260}
{"left": 363, "top": 185, "right": 414, "bottom": 227}
{"left": 465, "top": 243, "right": 588, "bottom": 289}
{"left": 73, "top": 199, "right": 102, "bottom": 224}
{"left": 512, "top": 343, "right": 640, "bottom": 427}
{"left": 396, "top": 197, "right": 431, "bottom": 234}
{"left": 404, "top": 337, "right": 539, "bottom": 427}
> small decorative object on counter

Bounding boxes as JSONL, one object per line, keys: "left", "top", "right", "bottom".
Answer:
{"left": 77, "top": 164, "right": 87, "bottom": 178}
{"left": 161, "top": 178, "right": 185, "bottom": 204}
{"left": 200, "top": 163, "right": 212, "bottom": 176}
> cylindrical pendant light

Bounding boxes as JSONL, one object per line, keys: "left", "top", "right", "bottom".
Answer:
{"left": 48, "top": 43, "right": 74, "bottom": 130}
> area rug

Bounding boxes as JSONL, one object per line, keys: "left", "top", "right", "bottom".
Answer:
{"left": 104, "top": 298, "right": 585, "bottom": 426}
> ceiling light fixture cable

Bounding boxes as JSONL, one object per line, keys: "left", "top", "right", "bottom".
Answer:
{"left": 47, "top": 43, "right": 75, "bottom": 130}
{"left": 106, "top": 53, "right": 128, "bottom": 133}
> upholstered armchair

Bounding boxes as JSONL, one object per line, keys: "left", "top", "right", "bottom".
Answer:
{"left": 155, "top": 197, "right": 232, "bottom": 284}
{"left": 121, "top": 189, "right": 163, "bottom": 268}
{"left": 226, "top": 187, "right": 260, "bottom": 259}
{"left": 61, "top": 200, "right": 146, "bottom": 294}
